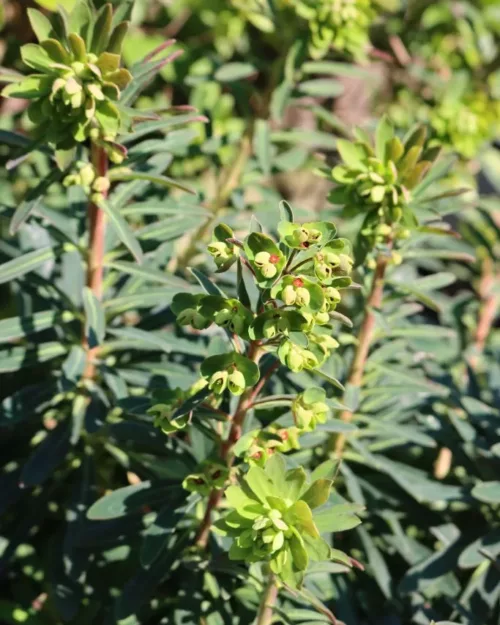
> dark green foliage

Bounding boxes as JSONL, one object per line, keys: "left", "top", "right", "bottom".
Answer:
{"left": 0, "top": 0, "right": 499, "bottom": 624}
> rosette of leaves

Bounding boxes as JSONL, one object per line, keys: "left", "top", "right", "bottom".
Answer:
{"left": 214, "top": 454, "right": 361, "bottom": 588}
{"left": 328, "top": 117, "right": 442, "bottom": 263}
{"left": 2, "top": 2, "right": 133, "bottom": 157}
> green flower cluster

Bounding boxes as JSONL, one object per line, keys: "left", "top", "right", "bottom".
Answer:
{"left": 228, "top": 0, "right": 396, "bottom": 61}
{"left": 406, "top": 1, "right": 498, "bottom": 72}
{"left": 214, "top": 455, "right": 360, "bottom": 587}
{"left": 232, "top": 388, "right": 329, "bottom": 468}
{"left": 386, "top": 78, "right": 500, "bottom": 161}
{"left": 292, "top": 0, "right": 376, "bottom": 60}
{"left": 292, "top": 387, "right": 329, "bottom": 431}
{"left": 200, "top": 352, "right": 260, "bottom": 397}
{"left": 173, "top": 219, "right": 353, "bottom": 377}
{"left": 149, "top": 379, "right": 210, "bottom": 434}
{"left": 234, "top": 424, "right": 301, "bottom": 467}
{"left": 148, "top": 388, "right": 190, "bottom": 434}
{"left": 2, "top": 2, "right": 131, "bottom": 154}
{"left": 207, "top": 224, "right": 239, "bottom": 272}
{"left": 428, "top": 89, "right": 500, "bottom": 160}
{"left": 328, "top": 118, "right": 439, "bottom": 260}
{"left": 183, "top": 462, "right": 230, "bottom": 496}
{"left": 63, "top": 161, "right": 110, "bottom": 201}
{"left": 172, "top": 293, "right": 254, "bottom": 339}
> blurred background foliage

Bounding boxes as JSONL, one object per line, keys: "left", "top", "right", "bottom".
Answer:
{"left": 0, "top": 1, "right": 499, "bottom": 624}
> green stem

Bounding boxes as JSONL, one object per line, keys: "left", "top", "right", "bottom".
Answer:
{"left": 255, "top": 574, "right": 278, "bottom": 625}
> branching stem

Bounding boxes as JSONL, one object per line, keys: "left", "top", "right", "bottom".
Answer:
{"left": 195, "top": 342, "right": 265, "bottom": 548}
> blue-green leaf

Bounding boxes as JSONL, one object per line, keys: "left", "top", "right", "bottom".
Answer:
{"left": 98, "top": 199, "right": 144, "bottom": 264}
{"left": 82, "top": 287, "right": 106, "bottom": 348}
{"left": 0, "top": 247, "right": 54, "bottom": 284}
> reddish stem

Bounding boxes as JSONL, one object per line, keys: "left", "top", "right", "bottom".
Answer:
{"left": 83, "top": 143, "right": 109, "bottom": 379}
{"left": 86, "top": 144, "right": 108, "bottom": 297}
{"left": 335, "top": 253, "right": 389, "bottom": 456}
{"left": 470, "top": 257, "right": 497, "bottom": 369}
{"left": 195, "top": 343, "right": 264, "bottom": 548}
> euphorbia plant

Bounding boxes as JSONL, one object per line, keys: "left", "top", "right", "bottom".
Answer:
{"left": 324, "top": 117, "right": 458, "bottom": 452}
{"left": 159, "top": 209, "right": 362, "bottom": 619}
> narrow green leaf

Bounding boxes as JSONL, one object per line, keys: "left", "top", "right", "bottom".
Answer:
{"left": 114, "top": 533, "right": 188, "bottom": 621}
{"left": 105, "top": 260, "right": 186, "bottom": 287}
{"left": 10, "top": 167, "right": 63, "bottom": 234}
{"left": 0, "top": 310, "right": 62, "bottom": 343}
{"left": 0, "top": 247, "right": 54, "bottom": 284}
{"left": 2, "top": 75, "right": 52, "bottom": 99}
{"left": 189, "top": 268, "right": 227, "bottom": 297}
{"left": 0, "top": 382, "right": 56, "bottom": 427}
{"left": 236, "top": 259, "right": 252, "bottom": 310}
{"left": 141, "top": 503, "right": 182, "bottom": 568}
{"left": 103, "top": 289, "right": 180, "bottom": 314}
{"left": 299, "top": 79, "right": 344, "bottom": 98}
{"left": 107, "top": 170, "right": 196, "bottom": 195}
{"left": 90, "top": 2, "right": 112, "bottom": 54}
{"left": 214, "top": 62, "right": 256, "bottom": 81}
{"left": 82, "top": 287, "right": 106, "bottom": 348}
{"left": 20, "top": 420, "right": 71, "bottom": 488}
{"left": 120, "top": 114, "right": 207, "bottom": 144}
{"left": 120, "top": 201, "right": 207, "bottom": 218}
{"left": 358, "top": 527, "right": 391, "bottom": 598}
{"left": 314, "top": 368, "right": 345, "bottom": 391}
{"left": 27, "top": 8, "right": 55, "bottom": 41}
{"left": 0, "top": 129, "right": 32, "bottom": 148}
{"left": 61, "top": 345, "right": 86, "bottom": 387}
{"left": 0, "top": 342, "right": 66, "bottom": 372}
{"left": 171, "top": 387, "right": 212, "bottom": 421}
{"left": 254, "top": 119, "right": 272, "bottom": 176}
{"left": 471, "top": 481, "right": 500, "bottom": 503}
{"left": 302, "top": 61, "right": 371, "bottom": 78}
{"left": 136, "top": 216, "right": 200, "bottom": 242}
{"left": 375, "top": 116, "right": 394, "bottom": 161}
{"left": 87, "top": 481, "right": 177, "bottom": 520}
{"left": 270, "top": 80, "right": 292, "bottom": 123}
{"left": 98, "top": 199, "right": 143, "bottom": 264}
{"left": 106, "top": 327, "right": 174, "bottom": 354}
{"left": 313, "top": 505, "right": 362, "bottom": 533}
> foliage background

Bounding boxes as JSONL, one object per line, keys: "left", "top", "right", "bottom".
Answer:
{"left": 0, "top": 1, "right": 499, "bottom": 624}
